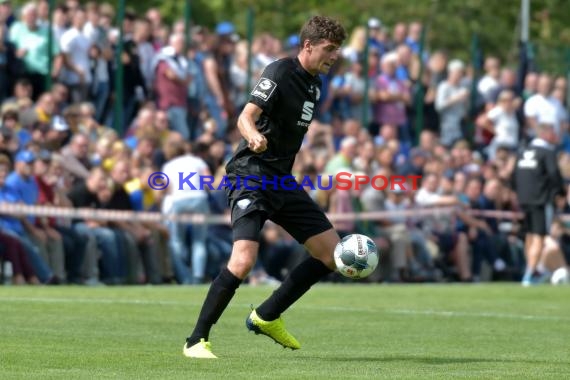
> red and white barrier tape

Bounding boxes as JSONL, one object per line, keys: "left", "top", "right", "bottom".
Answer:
{"left": 1, "top": 203, "right": 569, "bottom": 224}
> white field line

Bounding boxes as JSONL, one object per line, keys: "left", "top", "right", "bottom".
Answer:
{"left": 0, "top": 296, "right": 568, "bottom": 321}
{"left": 389, "top": 308, "right": 570, "bottom": 322}
{"left": 0, "top": 296, "right": 370, "bottom": 312}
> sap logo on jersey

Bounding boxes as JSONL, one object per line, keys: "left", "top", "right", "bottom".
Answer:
{"left": 251, "top": 77, "right": 277, "bottom": 101}
{"left": 301, "top": 101, "right": 314, "bottom": 121}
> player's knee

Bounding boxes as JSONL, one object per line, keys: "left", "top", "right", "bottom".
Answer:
{"left": 315, "top": 255, "right": 336, "bottom": 271}
{"left": 227, "top": 240, "right": 259, "bottom": 279}
{"left": 304, "top": 229, "right": 339, "bottom": 270}
{"left": 228, "top": 256, "right": 256, "bottom": 279}
{"left": 306, "top": 245, "right": 337, "bottom": 270}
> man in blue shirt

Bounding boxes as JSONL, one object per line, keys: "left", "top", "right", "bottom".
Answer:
{"left": 0, "top": 152, "right": 52, "bottom": 282}
{"left": 5, "top": 150, "right": 64, "bottom": 281}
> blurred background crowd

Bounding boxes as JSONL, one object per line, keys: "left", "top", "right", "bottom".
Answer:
{"left": 0, "top": 0, "right": 569, "bottom": 286}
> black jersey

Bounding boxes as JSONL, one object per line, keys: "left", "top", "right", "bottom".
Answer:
{"left": 226, "top": 57, "right": 322, "bottom": 177}
{"left": 513, "top": 138, "right": 565, "bottom": 206}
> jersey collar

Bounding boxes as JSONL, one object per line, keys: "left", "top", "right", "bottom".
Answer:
{"left": 530, "top": 138, "right": 554, "bottom": 150}
{"left": 294, "top": 57, "right": 319, "bottom": 80}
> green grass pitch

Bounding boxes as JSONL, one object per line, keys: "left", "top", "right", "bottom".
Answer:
{"left": 1, "top": 284, "right": 569, "bottom": 379}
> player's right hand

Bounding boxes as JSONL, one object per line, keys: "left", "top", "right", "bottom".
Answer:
{"left": 248, "top": 134, "right": 268, "bottom": 153}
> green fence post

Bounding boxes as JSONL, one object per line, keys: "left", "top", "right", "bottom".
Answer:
{"left": 184, "top": 0, "right": 192, "bottom": 52}
{"left": 414, "top": 25, "right": 427, "bottom": 146}
{"left": 468, "top": 33, "right": 480, "bottom": 146}
{"left": 45, "top": 0, "right": 54, "bottom": 91}
{"left": 113, "top": 0, "right": 126, "bottom": 136}
{"left": 245, "top": 7, "right": 255, "bottom": 96}
{"left": 566, "top": 47, "right": 570, "bottom": 111}
{"left": 361, "top": 23, "right": 370, "bottom": 129}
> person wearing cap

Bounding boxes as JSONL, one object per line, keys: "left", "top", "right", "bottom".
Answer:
{"left": 435, "top": 59, "right": 469, "bottom": 147}
{"left": 0, "top": 152, "right": 54, "bottom": 283}
{"left": 285, "top": 34, "right": 300, "bottom": 57}
{"left": 6, "top": 149, "right": 66, "bottom": 281}
{"left": 215, "top": 21, "right": 239, "bottom": 133}
{"left": 215, "top": 21, "right": 235, "bottom": 38}
{"left": 367, "top": 18, "right": 387, "bottom": 57}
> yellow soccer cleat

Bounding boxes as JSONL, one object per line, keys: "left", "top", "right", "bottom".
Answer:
{"left": 245, "top": 309, "right": 301, "bottom": 350}
{"left": 183, "top": 338, "right": 218, "bottom": 359}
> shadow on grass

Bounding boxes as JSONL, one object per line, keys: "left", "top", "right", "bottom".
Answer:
{"left": 301, "top": 355, "right": 566, "bottom": 366}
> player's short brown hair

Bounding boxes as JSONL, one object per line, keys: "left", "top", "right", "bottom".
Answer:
{"left": 299, "top": 16, "right": 347, "bottom": 46}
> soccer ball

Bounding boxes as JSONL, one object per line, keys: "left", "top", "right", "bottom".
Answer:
{"left": 334, "top": 234, "right": 379, "bottom": 279}
{"left": 550, "top": 267, "right": 570, "bottom": 285}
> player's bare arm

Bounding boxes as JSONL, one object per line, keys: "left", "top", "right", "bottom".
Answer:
{"left": 238, "top": 103, "right": 268, "bottom": 153}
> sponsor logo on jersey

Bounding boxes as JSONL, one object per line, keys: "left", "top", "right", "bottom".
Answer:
{"left": 517, "top": 150, "right": 537, "bottom": 169}
{"left": 237, "top": 199, "right": 252, "bottom": 210}
{"left": 301, "top": 101, "right": 314, "bottom": 121}
{"left": 251, "top": 77, "right": 277, "bottom": 101}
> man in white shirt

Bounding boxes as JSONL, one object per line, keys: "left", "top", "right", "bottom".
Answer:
{"left": 59, "top": 7, "right": 91, "bottom": 103}
{"left": 415, "top": 173, "right": 472, "bottom": 281}
{"left": 161, "top": 141, "right": 211, "bottom": 284}
{"left": 524, "top": 74, "right": 568, "bottom": 142}
{"left": 435, "top": 59, "right": 469, "bottom": 147}
{"left": 485, "top": 90, "right": 520, "bottom": 159}
{"left": 477, "top": 56, "right": 500, "bottom": 104}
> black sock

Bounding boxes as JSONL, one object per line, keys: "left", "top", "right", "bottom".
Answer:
{"left": 187, "top": 268, "right": 242, "bottom": 345}
{"left": 256, "top": 257, "right": 332, "bottom": 321}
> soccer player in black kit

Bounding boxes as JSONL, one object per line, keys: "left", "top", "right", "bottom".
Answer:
{"left": 183, "top": 16, "right": 347, "bottom": 358}
{"left": 514, "top": 123, "right": 565, "bottom": 286}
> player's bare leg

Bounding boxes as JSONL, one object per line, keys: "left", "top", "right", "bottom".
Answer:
{"left": 522, "top": 233, "right": 546, "bottom": 286}
{"left": 455, "top": 232, "right": 472, "bottom": 281}
{"left": 304, "top": 229, "right": 340, "bottom": 269}
{"left": 541, "top": 236, "right": 567, "bottom": 272}
{"left": 227, "top": 240, "right": 259, "bottom": 279}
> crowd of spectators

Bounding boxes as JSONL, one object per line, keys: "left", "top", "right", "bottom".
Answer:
{"left": 0, "top": 1, "right": 569, "bottom": 286}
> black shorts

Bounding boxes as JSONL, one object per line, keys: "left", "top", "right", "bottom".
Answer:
{"left": 226, "top": 179, "right": 333, "bottom": 244}
{"left": 521, "top": 204, "right": 553, "bottom": 236}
